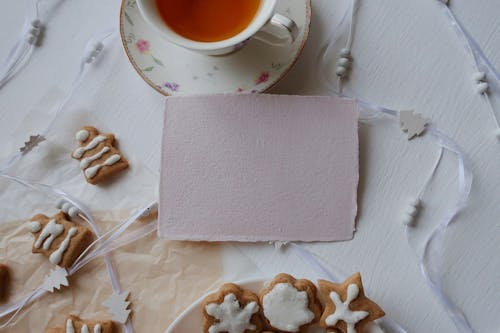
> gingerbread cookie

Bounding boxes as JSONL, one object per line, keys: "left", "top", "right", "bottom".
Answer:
{"left": 27, "top": 211, "right": 93, "bottom": 268}
{"left": 318, "top": 272, "right": 385, "bottom": 333}
{"left": 71, "top": 126, "right": 128, "bottom": 185}
{"left": 0, "top": 263, "right": 9, "bottom": 301}
{"left": 259, "top": 273, "right": 322, "bottom": 333}
{"left": 202, "top": 283, "right": 262, "bottom": 333}
{"left": 45, "top": 315, "right": 115, "bottom": 333}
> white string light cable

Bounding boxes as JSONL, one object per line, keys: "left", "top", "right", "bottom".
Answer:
{"left": 70, "top": 202, "right": 158, "bottom": 274}
{"left": 0, "top": 29, "right": 114, "bottom": 175}
{"left": 0, "top": 30, "right": 114, "bottom": 172}
{"left": 400, "top": 147, "right": 443, "bottom": 228}
{"left": 0, "top": 175, "right": 157, "bottom": 332}
{"left": 316, "top": 0, "right": 360, "bottom": 95}
{"left": 0, "top": 0, "right": 66, "bottom": 90}
{"left": 358, "top": 99, "right": 474, "bottom": 333}
{"left": 435, "top": 0, "right": 500, "bottom": 139}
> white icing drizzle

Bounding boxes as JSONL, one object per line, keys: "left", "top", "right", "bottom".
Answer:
{"left": 66, "top": 319, "right": 75, "bottom": 333}
{"left": 33, "top": 219, "right": 64, "bottom": 250}
{"left": 76, "top": 129, "right": 90, "bottom": 142}
{"left": 84, "top": 154, "right": 121, "bottom": 178}
{"left": 205, "top": 293, "right": 259, "bottom": 333}
{"left": 325, "top": 284, "right": 369, "bottom": 333}
{"left": 27, "top": 221, "right": 41, "bottom": 233}
{"left": 262, "top": 283, "right": 314, "bottom": 332}
{"left": 66, "top": 319, "right": 101, "bottom": 333}
{"left": 49, "top": 227, "right": 78, "bottom": 265}
{"left": 80, "top": 146, "right": 110, "bottom": 169}
{"left": 72, "top": 134, "right": 107, "bottom": 158}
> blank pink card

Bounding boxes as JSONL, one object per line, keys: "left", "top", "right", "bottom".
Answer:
{"left": 159, "top": 94, "right": 358, "bottom": 242}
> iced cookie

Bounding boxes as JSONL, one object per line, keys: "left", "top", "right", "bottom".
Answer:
{"left": 318, "top": 272, "right": 385, "bottom": 333}
{"left": 44, "top": 315, "right": 115, "bottom": 333}
{"left": 71, "top": 126, "right": 128, "bottom": 185}
{"left": 202, "top": 283, "right": 262, "bottom": 333}
{"left": 0, "top": 263, "right": 9, "bottom": 301}
{"left": 259, "top": 273, "right": 322, "bottom": 333}
{"left": 27, "top": 212, "right": 93, "bottom": 268}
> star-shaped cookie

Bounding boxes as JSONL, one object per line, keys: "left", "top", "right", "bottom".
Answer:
{"left": 318, "top": 272, "right": 385, "bottom": 333}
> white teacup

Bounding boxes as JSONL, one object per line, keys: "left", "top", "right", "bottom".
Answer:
{"left": 137, "top": 0, "right": 299, "bottom": 56}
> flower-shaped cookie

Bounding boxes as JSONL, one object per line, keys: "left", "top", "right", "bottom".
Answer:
{"left": 259, "top": 273, "right": 322, "bottom": 333}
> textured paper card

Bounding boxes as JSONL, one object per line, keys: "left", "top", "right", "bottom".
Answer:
{"left": 159, "top": 94, "right": 358, "bottom": 242}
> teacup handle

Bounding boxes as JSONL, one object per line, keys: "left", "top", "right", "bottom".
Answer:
{"left": 253, "top": 13, "right": 299, "bottom": 47}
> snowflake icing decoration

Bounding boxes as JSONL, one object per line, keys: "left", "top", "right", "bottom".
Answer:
{"left": 325, "top": 284, "right": 369, "bottom": 333}
{"left": 205, "top": 293, "right": 259, "bottom": 333}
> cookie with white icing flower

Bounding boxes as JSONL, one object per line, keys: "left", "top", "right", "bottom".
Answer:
{"left": 27, "top": 211, "right": 93, "bottom": 268}
{"left": 318, "top": 272, "right": 385, "bottom": 333}
{"left": 0, "top": 263, "right": 9, "bottom": 301}
{"left": 71, "top": 126, "right": 129, "bottom": 185}
{"left": 202, "top": 283, "right": 262, "bottom": 333}
{"left": 44, "top": 315, "right": 115, "bottom": 333}
{"left": 259, "top": 273, "right": 322, "bottom": 333}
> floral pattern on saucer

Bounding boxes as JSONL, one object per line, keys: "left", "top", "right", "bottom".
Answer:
{"left": 120, "top": 0, "right": 311, "bottom": 95}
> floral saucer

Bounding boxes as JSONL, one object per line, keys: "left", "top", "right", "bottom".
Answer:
{"left": 119, "top": 0, "right": 311, "bottom": 96}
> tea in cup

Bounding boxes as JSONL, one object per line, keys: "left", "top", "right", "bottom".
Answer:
{"left": 137, "top": 0, "right": 299, "bottom": 55}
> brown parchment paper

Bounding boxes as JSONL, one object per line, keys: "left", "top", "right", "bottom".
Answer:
{"left": 0, "top": 213, "right": 224, "bottom": 332}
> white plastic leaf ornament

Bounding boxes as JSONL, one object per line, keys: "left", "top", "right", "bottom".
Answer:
{"left": 41, "top": 266, "right": 69, "bottom": 292}
{"left": 19, "top": 134, "right": 45, "bottom": 154}
{"left": 103, "top": 291, "right": 131, "bottom": 324}
{"left": 399, "top": 110, "right": 430, "bottom": 140}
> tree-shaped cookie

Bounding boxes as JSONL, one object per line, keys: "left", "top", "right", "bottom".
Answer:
{"left": 71, "top": 126, "right": 128, "bottom": 185}
{"left": 44, "top": 315, "right": 115, "bottom": 333}
{"left": 318, "top": 272, "right": 385, "bottom": 333}
{"left": 27, "top": 211, "right": 93, "bottom": 268}
{"left": 259, "top": 273, "right": 322, "bottom": 333}
{"left": 202, "top": 283, "right": 262, "bottom": 333}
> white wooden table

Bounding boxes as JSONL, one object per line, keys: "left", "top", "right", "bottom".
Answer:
{"left": 0, "top": 1, "right": 498, "bottom": 332}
